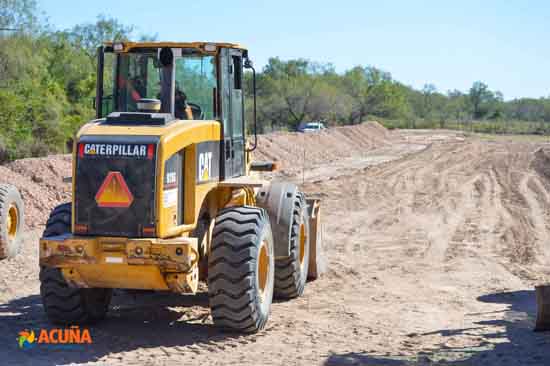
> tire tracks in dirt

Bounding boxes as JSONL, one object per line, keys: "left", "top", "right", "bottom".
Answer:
{"left": 3, "top": 129, "right": 550, "bottom": 365}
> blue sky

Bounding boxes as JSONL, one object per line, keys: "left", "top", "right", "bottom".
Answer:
{"left": 38, "top": 0, "right": 549, "bottom": 100}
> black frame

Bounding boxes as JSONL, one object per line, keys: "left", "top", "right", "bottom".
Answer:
{"left": 95, "top": 46, "right": 104, "bottom": 119}
{"left": 218, "top": 48, "right": 246, "bottom": 179}
{"left": 96, "top": 47, "right": 177, "bottom": 119}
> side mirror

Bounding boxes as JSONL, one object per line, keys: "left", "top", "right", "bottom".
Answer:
{"left": 244, "top": 58, "right": 257, "bottom": 152}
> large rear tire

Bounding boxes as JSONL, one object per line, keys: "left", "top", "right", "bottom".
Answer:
{"left": 43, "top": 202, "right": 71, "bottom": 237}
{"left": 40, "top": 203, "right": 112, "bottom": 325}
{"left": 208, "top": 206, "right": 274, "bottom": 333}
{"left": 0, "top": 184, "right": 24, "bottom": 259}
{"left": 274, "top": 192, "right": 310, "bottom": 299}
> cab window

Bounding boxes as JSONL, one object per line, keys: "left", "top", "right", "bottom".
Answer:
{"left": 174, "top": 55, "right": 217, "bottom": 120}
{"left": 115, "top": 52, "right": 162, "bottom": 112}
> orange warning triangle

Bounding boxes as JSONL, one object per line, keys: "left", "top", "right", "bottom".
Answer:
{"left": 95, "top": 171, "right": 134, "bottom": 208}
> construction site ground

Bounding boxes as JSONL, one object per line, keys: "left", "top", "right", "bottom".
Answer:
{"left": 1, "top": 123, "right": 550, "bottom": 365}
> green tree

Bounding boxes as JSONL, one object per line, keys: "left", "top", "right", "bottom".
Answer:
{"left": 0, "top": 0, "right": 39, "bottom": 32}
{"left": 469, "top": 81, "right": 494, "bottom": 119}
{"left": 67, "top": 15, "right": 134, "bottom": 57}
{"left": 446, "top": 90, "right": 469, "bottom": 121}
{"left": 343, "top": 66, "right": 392, "bottom": 123}
{"left": 420, "top": 84, "right": 437, "bottom": 119}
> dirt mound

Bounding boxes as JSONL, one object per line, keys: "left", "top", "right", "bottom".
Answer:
{"left": 253, "top": 121, "right": 394, "bottom": 174}
{"left": 532, "top": 147, "right": 550, "bottom": 186}
{"left": 0, "top": 155, "right": 71, "bottom": 228}
{"left": 4, "top": 129, "right": 550, "bottom": 365}
{"left": 0, "top": 122, "right": 391, "bottom": 228}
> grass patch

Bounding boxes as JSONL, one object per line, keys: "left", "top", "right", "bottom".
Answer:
{"left": 375, "top": 117, "right": 550, "bottom": 137}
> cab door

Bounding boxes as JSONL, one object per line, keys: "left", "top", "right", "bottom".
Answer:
{"left": 220, "top": 48, "right": 245, "bottom": 179}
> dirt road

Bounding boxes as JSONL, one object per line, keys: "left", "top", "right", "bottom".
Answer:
{"left": 1, "top": 127, "right": 550, "bottom": 365}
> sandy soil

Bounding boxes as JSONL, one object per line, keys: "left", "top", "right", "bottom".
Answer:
{"left": 1, "top": 125, "right": 550, "bottom": 365}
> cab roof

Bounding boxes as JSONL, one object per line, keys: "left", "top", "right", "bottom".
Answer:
{"left": 103, "top": 41, "right": 246, "bottom": 53}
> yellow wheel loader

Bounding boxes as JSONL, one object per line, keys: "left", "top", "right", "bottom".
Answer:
{"left": 39, "top": 42, "right": 324, "bottom": 333}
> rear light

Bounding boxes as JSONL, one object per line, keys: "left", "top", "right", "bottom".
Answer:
{"left": 57, "top": 245, "right": 72, "bottom": 253}
{"left": 204, "top": 44, "right": 217, "bottom": 52}
{"left": 113, "top": 42, "right": 124, "bottom": 52}
{"left": 143, "top": 226, "right": 155, "bottom": 236}
{"left": 74, "top": 224, "right": 88, "bottom": 234}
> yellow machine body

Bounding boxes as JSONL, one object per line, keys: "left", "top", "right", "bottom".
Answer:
{"left": 39, "top": 41, "right": 322, "bottom": 296}
{"left": 40, "top": 117, "right": 258, "bottom": 293}
{"left": 39, "top": 42, "right": 261, "bottom": 294}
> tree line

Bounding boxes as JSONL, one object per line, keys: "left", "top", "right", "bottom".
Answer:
{"left": 1, "top": 0, "right": 549, "bottom": 162}
{"left": 245, "top": 60, "right": 550, "bottom": 134}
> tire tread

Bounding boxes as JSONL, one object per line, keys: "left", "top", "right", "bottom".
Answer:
{"left": 208, "top": 206, "right": 273, "bottom": 333}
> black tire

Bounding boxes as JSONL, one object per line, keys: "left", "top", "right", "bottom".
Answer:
{"left": 0, "top": 184, "right": 25, "bottom": 259}
{"left": 40, "top": 203, "right": 112, "bottom": 325}
{"left": 40, "top": 267, "right": 112, "bottom": 325}
{"left": 208, "top": 206, "right": 274, "bottom": 333}
{"left": 274, "top": 192, "right": 310, "bottom": 299}
{"left": 43, "top": 203, "right": 71, "bottom": 238}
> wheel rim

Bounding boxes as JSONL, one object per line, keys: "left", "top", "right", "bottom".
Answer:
{"left": 299, "top": 222, "right": 306, "bottom": 270}
{"left": 7, "top": 204, "right": 18, "bottom": 241}
{"left": 258, "top": 240, "right": 270, "bottom": 302}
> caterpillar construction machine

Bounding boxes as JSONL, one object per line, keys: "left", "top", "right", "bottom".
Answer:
{"left": 39, "top": 42, "right": 324, "bottom": 333}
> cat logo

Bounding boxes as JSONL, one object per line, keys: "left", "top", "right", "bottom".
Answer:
{"left": 78, "top": 143, "right": 153, "bottom": 159}
{"left": 198, "top": 152, "right": 212, "bottom": 182}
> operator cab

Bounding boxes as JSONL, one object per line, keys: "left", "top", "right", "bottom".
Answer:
{"left": 97, "top": 44, "right": 219, "bottom": 121}
{"left": 95, "top": 42, "right": 254, "bottom": 179}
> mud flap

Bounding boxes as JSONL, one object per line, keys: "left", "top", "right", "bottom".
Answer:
{"left": 535, "top": 285, "right": 550, "bottom": 332}
{"left": 256, "top": 182, "right": 298, "bottom": 257}
{"left": 306, "top": 198, "right": 326, "bottom": 280}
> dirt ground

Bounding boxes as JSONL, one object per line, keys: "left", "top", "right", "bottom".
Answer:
{"left": 1, "top": 124, "right": 550, "bottom": 365}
